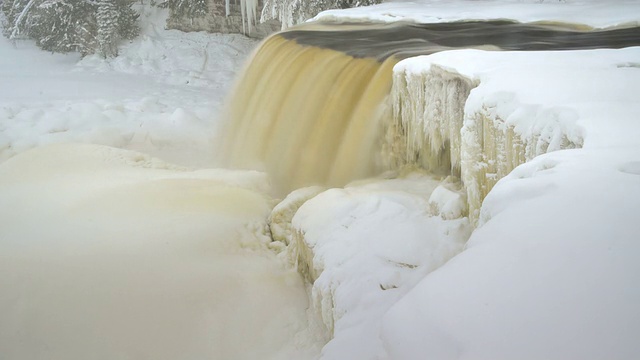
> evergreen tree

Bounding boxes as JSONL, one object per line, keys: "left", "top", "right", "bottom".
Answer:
{"left": 116, "top": 0, "right": 140, "bottom": 40}
{"left": 0, "top": 0, "right": 140, "bottom": 56}
{"left": 1, "top": 0, "right": 35, "bottom": 38}
{"left": 29, "top": 0, "right": 96, "bottom": 54}
{"left": 159, "top": 0, "right": 208, "bottom": 19}
{"left": 97, "top": 0, "right": 119, "bottom": 57}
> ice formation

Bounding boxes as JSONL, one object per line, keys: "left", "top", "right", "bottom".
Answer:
{"left": 388, "top": 58, "right": 583, "bottom": 222}
{"left": 240, "top": 0, "right": 259, "bottom": 33}
{"left": 267, "top": 185, "right": 326, "bottom": 272}
{"left": 281, "top": 172, "right": 471, "bottom": 358}
{"left": 384, "top": 64, "right": 476, "bottom": 175}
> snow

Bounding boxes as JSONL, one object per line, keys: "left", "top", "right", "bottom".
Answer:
{"left": 2, "top": 0, "right": 640, "bottom": 359}
{"left": 381, "top": 147, "right": 640, "bottom": 360}
{"left": 390, "top": 47, "right": 639, "bottom": 221}
{"left": 313, "top": 0, "right": 640, "bottom": 29}
{"left": 288, "top": 170, "right": 471, "bottom": 359}
{"left": 0, "top": 5, "right": 257, "bottom": 167}
{"left": 376, "top": 31, "right": 640, "bottom": 360}
{"left": 428, "top": 183, "right": 467, "bottom": 220}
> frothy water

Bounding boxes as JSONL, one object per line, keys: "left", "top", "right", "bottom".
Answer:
{"left": 0, "top": 144, "right": 325, "bottom": 360}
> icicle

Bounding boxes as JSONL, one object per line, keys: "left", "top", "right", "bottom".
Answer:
{"left": 225, "top": 0, "right": 230, "bottom": 17}
{"left": 240, "top": 0, "right": 258, "bottom": 34}
{"left": 384, "top": 64, "right": 476, "bottom": 176}
{"left": 386, "top": 61, "right": 583, "bottom": 225}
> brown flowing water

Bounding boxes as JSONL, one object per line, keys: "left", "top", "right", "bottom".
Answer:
{"left": 222, "top": 21, "right": 640, "bottom": 194}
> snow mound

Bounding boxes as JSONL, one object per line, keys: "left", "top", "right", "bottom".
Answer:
{"left": 287, "top": 170, "right": 471, "bottom": 359}
{"left": 381, "top": 147, "right": 640, "bottom": 360}
{"left": 428, "top": 181, "right": 467, "bottom": 220}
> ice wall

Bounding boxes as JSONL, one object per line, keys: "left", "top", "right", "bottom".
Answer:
{"left": 461, "top": 98, "right": 583, "bottom": 222}
{"left": 384, "top": 64, "right": 476, "bottom": 175}
{"left": 388, "top": 58, "right": 583, "bottom": 223}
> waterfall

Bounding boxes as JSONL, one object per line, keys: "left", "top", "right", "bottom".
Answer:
{"left": 221, "top": 21, "right": 639, "bottom": 214}
{"left": 222, "top": 33, "right": 397, "bottom": 194}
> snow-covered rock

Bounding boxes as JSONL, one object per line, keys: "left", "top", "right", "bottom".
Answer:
{"left": 288, "top": 171, "right": 472, "bottom": 359}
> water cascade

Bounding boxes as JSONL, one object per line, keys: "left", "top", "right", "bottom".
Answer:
{"left": 222, "top": 21, "right": 640, "bottom": 210}
{"left": 223, "top": 34, "right": 397, "bottom": 194}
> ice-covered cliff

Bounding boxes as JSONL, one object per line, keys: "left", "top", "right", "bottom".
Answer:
{"left": 388, "top": 53, "right": 585, "bottom": 223}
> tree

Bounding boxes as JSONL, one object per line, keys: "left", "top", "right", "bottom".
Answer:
{"left": 97, "top": 0, "right": 119, "bottom": 56}
{"left": 159, "top": 0, "right": 208, "bottom": 19}
{"left": 29, "top": 0, "right": 97, "bottom": 54}
{"left": 0, "top": 0, "right": 140, "bottom": 57}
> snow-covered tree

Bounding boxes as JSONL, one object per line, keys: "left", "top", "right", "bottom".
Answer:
{"left": 29, "top": 0, "right": 96, "bottom": 54}
{"left": 1, "top": 0, "right": 35, "bottom": 38}
{"left": 0, "top": 0, "right": 139, "bottom": 56}
{"left": 159, "top": 0, "right": 208, "bottom": 18}
{"left": 116, "top": 0, "right": 140, "bottom": 39}
{"left": 97, "top": 0, "right": 119, "bottom": 56}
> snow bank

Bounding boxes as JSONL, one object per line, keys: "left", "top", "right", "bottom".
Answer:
{"left": 313, "top": 0, "right": 640, "bottom": 29}
{"left": 372, "top": 45, "right": 640, "bottom": 359}
{"left": 0, "top": 5, "right": 257, "bottom": 167}
{"left": 381, "top": 147, "right": 640, "bottom": 359}
{"left": 281, "top": 170, "right": 471, "bottom": 359}
{"left": 0, "top": 143, "right": 324, "bottom": 359}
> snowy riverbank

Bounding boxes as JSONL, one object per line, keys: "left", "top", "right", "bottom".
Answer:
{"left": 0, "top": 6, "right": 256, "bottom": 167}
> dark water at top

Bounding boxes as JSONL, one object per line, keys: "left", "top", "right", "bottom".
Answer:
{"left": 280, "top": 21, "right": 640, "bottom": 60}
